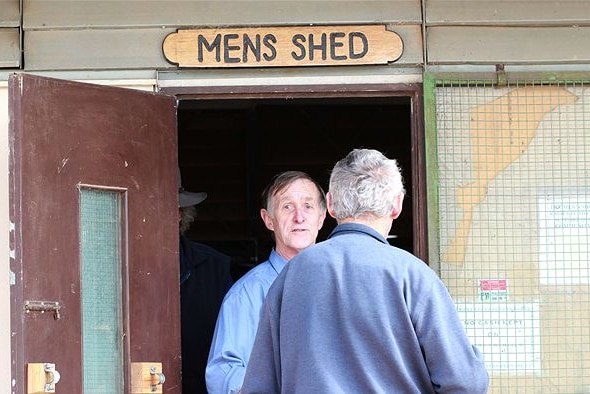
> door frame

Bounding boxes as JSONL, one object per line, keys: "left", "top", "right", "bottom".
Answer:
{"left": 160, "top": 82, "right": 428, "bottom": 262}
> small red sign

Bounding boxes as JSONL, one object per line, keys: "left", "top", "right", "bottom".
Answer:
{"left": 479, "top": 279, "right": 507, "bottom": 291}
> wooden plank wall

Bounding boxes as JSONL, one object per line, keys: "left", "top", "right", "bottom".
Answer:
{"left": 426, "top": 1, "right": 590, "bottom": 64}
{"left": 7, "top": 1, "right": 590, "bottom": 73}
{"left": 0, "top": 0, "right": 20, "bottom": 68}
{"left": 21, "top": 0, "right": 423, "bottom": 71}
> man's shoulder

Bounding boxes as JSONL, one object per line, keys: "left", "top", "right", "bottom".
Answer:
{"left": 232, "top": 260, "right": 272, "bottom": 284}
{"left": 181, "top": 236, "right": 231, "bottom": 267}
{"left": 225, "top": 260, "right": 276, "bottom": 296}
{"left": 190, "top": 241, "right": 231, "bottom": 262}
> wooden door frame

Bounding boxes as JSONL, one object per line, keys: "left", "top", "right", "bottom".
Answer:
{"left": 160, "top": 83, "right": 428, "bottom": 263}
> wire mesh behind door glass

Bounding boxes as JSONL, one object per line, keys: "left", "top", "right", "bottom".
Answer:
{"left": 80, "top": 188, "right": 124, "bottom": 394}
{"left": 434, "top": 81, "right": 590, "bottom": 392}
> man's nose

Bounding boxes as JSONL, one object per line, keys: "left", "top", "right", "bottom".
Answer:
{"left": 293, "top": 207, "right": 306, "bottom": 222}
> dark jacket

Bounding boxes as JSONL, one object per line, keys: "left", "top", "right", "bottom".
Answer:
{"left": 180, "top": 235, "right": 234, "bottom": 394}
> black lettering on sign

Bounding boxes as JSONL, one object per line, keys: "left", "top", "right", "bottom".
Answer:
{"left": 199, "top": 33, "right": 279, "bottom": 64}
{"left": 163, "top": 25, "right": 402, "bottom": 67}
{"left": 242, "top": 34, "right": 278, "bottom": 62}
{"left": 291, "top": 31, "right": 369, "bottom": 62}
{"left": 262, "top": 34, "right": 277, "bottom": 61}
{"left": 329, "top": 32, "right": 346, "bottom": 60}
{"left": 243, "top": 34, "right": 262, "bottom": 62}
{"left": 224, "top": 34, "right": 241, "bottom": 63}
{"left": 308, "top": 33, "right": 327, "bottom": 61}
{"left": 349, "top": 32, "right": 368, "bottom": 59}
{"left": 197, "top": 34, "right": 222, "bottom": 62}
{"left": 291, "top": 34, "right": 306, "bottom": 61}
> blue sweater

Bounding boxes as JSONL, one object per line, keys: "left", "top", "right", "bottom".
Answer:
{"left": 242, "top": 223, "right": 489, "bottom": 393}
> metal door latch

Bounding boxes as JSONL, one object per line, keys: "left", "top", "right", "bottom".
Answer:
{"left": 24, "top": 300, "right": 61, "bottom": 320}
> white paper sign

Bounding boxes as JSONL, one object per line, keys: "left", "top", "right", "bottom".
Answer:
{"left": 457, "top": 303, "right": 541, "bottom": 373}
{"left": 538, "top": 194, "right": 590, "bottom": 285}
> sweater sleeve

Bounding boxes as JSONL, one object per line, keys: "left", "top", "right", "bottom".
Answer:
{"left": 415, "top": 279, "right": 489, "bottom": 393}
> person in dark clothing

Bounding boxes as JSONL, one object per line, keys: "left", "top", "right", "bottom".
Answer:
{"left": 178, "top": 170, "right": 234, "bottom": 394}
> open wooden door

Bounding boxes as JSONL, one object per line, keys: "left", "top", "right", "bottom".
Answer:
{"left": 8, "top": 73, "right": 181, "bottom": 393}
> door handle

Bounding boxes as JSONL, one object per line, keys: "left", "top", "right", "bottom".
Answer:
{"left": 131, "top": 362, "right": 165, "bottom": 393}
{"left": 150, "top": 366, "right": 165, "bottom": 391}
{"left": 44, "top": 363, "right": 61, "bottom": 392}
{"left": 27, "top": 363, "right": 61, "bottom": 393}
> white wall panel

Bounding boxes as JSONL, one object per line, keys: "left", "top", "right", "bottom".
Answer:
{"left": 25, "top": 29, "right": 174, "bottom": 71}
{"left": 0, "top": 0, "right": 20, "bottom": 27}
{"left": 426, "top": 0, "right": 590, "bottom": 25}
{"left": 24, "top": 0, "right": 422, "bottom": 28}
{"left": 25, "top": 25, "right": 423, "bottom": 71}
{"left": 0, "top": 29, "right": 20, "bottom": 68}
{"left": 428, "top": 26, "right": 590, "bottom": 64}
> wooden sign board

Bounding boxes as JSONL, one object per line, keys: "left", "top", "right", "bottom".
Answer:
{"left": 163, "top": 25, "right": 403, "bottom": 68}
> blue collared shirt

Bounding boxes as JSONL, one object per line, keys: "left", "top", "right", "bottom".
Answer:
{"left": 206, "top": 249, "right": 287, "bottom": 394}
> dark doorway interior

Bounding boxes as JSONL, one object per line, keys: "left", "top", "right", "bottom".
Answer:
{"left": 178, "top": 96, "right": 413, "bottom": 279}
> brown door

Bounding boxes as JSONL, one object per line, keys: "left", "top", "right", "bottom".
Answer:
{"left": 9, "top": 73, "right": 181, "bottom": 393}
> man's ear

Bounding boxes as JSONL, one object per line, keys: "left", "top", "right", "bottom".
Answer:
{"left": 317, "top": 209, "right": 327, "bottom": 230}
{"left": 326, "top": 192, "right": 337, "bottom": 219}
{"left": 260, "top": 208, "right": 274, "bottom": 231}
{"left": 391, "top": 193, "right": 404, "bottom": 220}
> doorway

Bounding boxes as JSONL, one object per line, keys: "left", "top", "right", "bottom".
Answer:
{"left": 175, "top": 90, "right": 424, "bottom": 280}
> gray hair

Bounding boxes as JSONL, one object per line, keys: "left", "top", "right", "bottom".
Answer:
{"left": 179, "top": 205, "right": 197, "bottom": 235}
{"left": 328, "top": 148, "right": 405, "bottom": 222}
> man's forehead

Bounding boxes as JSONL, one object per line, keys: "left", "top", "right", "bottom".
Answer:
{"left": 275, "top": 180, "right": 320, "bottom": 200}
{"left": 276, "top": 193, "right": 317, "bottom": 202}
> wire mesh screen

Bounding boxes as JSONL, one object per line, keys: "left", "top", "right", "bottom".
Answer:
{"left": 434, "top": 80, "right": 590, "bottom": 392}
{"left": 80, "top": 188, "right": 124, "bottom": 394}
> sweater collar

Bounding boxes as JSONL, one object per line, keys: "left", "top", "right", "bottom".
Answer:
{"left": 328, "top": 222, "right": 389, "bottom": 245}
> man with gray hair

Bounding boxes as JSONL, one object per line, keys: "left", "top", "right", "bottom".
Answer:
{"left": 206, "top": 171, "right": 327, "bottom": 394}
{"left": 241, "top": 148, "right": 489, "bottom": 393}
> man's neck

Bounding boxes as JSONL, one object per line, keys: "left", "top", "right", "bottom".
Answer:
{"left": 339, "top": 215, "right": 393, "bottom": 239}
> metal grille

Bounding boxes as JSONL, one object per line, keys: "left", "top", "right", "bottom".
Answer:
{"left": 433, "top": 80, "right": 590, "bottom": 392}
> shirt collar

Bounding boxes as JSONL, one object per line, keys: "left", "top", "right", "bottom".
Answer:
{"left": 268, "top": 248, "right": 289, "bottom": 275}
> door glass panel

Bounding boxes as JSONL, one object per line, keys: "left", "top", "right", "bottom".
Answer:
{"left": 80, "top": 188, "right": 124, "bottom": 394}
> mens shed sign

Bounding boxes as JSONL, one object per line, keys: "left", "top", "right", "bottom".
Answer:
{"left": 163, "top": 25, "right": 403, "bottom": 68}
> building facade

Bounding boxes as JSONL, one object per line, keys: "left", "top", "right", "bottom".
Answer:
{"left": 1, "top": 1, "right": 590, "bottom": 392}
